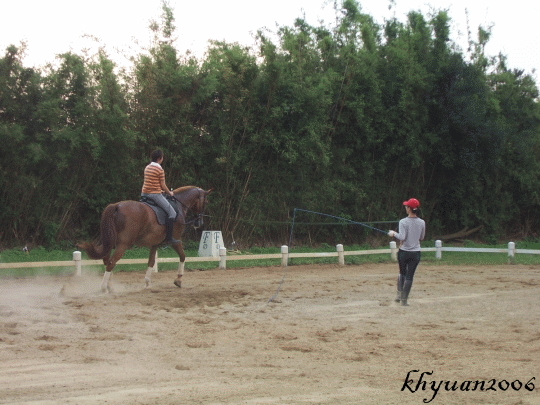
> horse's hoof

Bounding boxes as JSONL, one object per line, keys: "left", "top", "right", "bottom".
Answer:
{"left": 173, "top": 279, "right": 182, "bottom": 288}
{"left": 145, "top": 278, "right": 151, "bottom": 289}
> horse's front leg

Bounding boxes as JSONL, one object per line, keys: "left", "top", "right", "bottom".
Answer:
{"left": 145, "top": 246, "right": 158, "bottom": 288}
{"left": 171, "top": 242, "right": 186, "bottom": 288}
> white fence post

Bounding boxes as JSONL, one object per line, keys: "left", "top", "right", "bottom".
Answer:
{"left": 219, "top": 247, "right": 227, "bottom": 270}
{"left": 390, "top": 241, "right": 397, "bottom": 261}
{"left": 435, "top": 240, "right": 442, "bottom": 260}
{"left": 508, "top": 242, "right": 515, "bottom": 264}
{"left": 73, "top": 251, "right": 82, "bottom": 276}
{"left": 337, "top": 244, "right": 345, "bottom": 265}
{"left": 281, "top": 245, "right": 289, "bottom": 267}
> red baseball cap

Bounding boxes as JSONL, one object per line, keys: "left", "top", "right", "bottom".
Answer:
{"left": 403, "top": 198, "right": 420, "bottom": 209}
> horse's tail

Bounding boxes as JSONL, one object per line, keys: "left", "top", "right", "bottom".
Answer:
{"left": 77, "top": 204, "right": 118, "bottom": 260}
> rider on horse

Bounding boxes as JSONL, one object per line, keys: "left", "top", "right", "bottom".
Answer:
{"left": 141, "top": 149, "right": 179, "bottom": 245}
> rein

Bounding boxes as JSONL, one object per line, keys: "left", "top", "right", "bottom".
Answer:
{"left": 170, "top": 188, "right": 205, "bottom": 226}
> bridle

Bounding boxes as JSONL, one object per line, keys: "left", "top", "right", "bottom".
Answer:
{"left": 170, "top": 188, "right": 206, "bottom": 228}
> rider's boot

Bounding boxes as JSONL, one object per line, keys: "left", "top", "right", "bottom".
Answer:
{"left": 165, "top": 218, "right": 180, "bottom": 245}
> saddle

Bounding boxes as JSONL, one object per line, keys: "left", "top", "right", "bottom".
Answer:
{"left": 140, "top": 194, "right": 180, "bottom": 225}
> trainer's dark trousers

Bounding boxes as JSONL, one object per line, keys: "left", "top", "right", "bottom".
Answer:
{"left": 397, "top": 250, "right": 421, "bottom": 301}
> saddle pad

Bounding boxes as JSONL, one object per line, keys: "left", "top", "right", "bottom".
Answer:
{"left": 141, "top": 202, "right": 168, "bottom": 225}
{"left": 140, "top": 194, "right": 180, "bottom": 225}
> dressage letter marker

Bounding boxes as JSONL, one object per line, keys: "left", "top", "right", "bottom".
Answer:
{"left": 198, "top": 231, "right": 225, "bottom": 258}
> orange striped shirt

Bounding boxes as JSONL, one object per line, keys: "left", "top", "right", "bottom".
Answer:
{"left": 141, "top": 163, "right": 165, "bottom": 194}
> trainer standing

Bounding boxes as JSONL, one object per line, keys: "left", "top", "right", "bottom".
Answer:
{"left": 388, "top": 198, "right": 426, "bottom": 306}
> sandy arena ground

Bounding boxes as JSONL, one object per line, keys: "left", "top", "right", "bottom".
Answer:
{"left": 1, "top": 262, "right": 539, "bottom": 405}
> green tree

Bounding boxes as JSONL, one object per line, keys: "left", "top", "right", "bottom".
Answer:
{"left": 1, "top": 1, "right": 539, "bottom": 247}
{"left": 0, "top": 45, "right": 46, "bottom": 243}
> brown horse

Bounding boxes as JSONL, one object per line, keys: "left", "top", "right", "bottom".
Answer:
{"left": 77, "top": 186, "right": 212, "bottom": 292}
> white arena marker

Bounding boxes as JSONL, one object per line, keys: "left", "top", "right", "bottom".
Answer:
{"left": 198, "top": 231, "right": 225, "bottom": 258}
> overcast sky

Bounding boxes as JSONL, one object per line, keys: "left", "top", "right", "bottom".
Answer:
{"left": 2, "top": 0, "right": 538, "bottom": 85}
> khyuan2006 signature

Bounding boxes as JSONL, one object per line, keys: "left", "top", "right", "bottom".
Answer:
{"left": 401, "top": 370, "right": 536, "bottom": 403}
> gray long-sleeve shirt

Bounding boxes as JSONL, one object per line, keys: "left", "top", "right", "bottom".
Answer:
{"left": 394, "top": 216, "right": 426, "bottom": 251}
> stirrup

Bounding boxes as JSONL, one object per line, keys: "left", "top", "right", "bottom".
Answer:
{"left": 164, "top": 237, "right": 180, "bottom": 245}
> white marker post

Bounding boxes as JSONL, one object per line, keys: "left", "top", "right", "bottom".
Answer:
{"left": 73, "top": 251, "right": 82, "bottom": 276}
{"left": 337, "top": 244, "right": 345, "bottom": 265}
{"left": 508, "top": 242, "right": 515, "bottom": 264}
{"left": 390, "top": 241, "right": 398, "bottom": 262}
{"left": 219, "top": 247, "right": 227, "bottom": 270}
{"left": 435, "top": 240, "right": 442, "bottom": 260}
{"left": 281, "top": 245, "right": 289, "bottom": 267}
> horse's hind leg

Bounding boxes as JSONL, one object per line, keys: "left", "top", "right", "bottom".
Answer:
{"left": 171, "top": 242, "right": 186, "bottom": 288}
{"left": 101, "top": 270, "right": 113, "bottom": 293}
{"left": 101, "top": 254, "right": 112, "bottom": 293}
{"left": 101, "top": 244, "right": 128, "bottom": 293}
{"left": 145, "top": 246, "right": 158, "bottom": 288}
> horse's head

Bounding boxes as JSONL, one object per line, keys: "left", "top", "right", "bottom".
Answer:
{"left": 192, "top": 188, "right": 212, "bottom": 228}
{"left": 172, "top": 186, "right": 213, "bottom": 229}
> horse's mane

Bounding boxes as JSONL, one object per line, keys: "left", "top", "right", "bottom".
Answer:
{"left": 172, "top": 185, "right": 198, "bottom": 194}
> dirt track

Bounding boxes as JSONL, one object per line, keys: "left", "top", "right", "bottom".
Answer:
{"left": 1, "top": 262, "right": 539, "bottom": 405}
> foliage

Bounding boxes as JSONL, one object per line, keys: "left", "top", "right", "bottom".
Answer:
{"left": 0, "top": 0, "right": 539, "bottom": 248}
